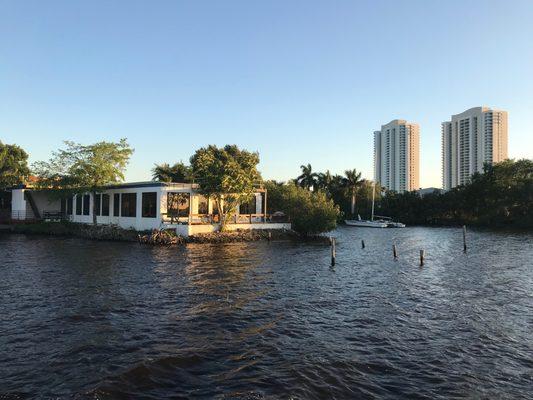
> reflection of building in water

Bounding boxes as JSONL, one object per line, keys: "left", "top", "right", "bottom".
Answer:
{"left": 9, "top": 181, "right": 291, "bottom": 237}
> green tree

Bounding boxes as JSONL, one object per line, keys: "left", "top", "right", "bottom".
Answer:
{"left": 33, "top": 139, "right": 134, "bottom": 225}
{"left": 152, "top": 162, "right": 192, "bottom": 182}
{"left": 316, "top": 170, "right": 333, "bottom": 194}
{"left": 296, "top": 163, "right": 318, "bottom": 190}
{"left": 0, "top": 141, "right": 30, "bottom": 189}
{"left": 265, "top": 181, "right": 339, "bottom": 236}
{"left": 343, "top": 169, "right": 363, "bottom": 217}
{"left": 190, "top": 145, "right": 261, "bottom": 231}
{"left": 377, "top": 159, "right": 533, "bottom": 228}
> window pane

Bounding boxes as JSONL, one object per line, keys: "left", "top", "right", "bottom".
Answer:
{"left": 83, "top": 194, "right": 90, "bottom": 215}
{"left": 239, "top": 196, "right": 256, "bottom": 214}
{"left": 76, "top": 195, "right": 82, "bottom": 215}
{"left": 102, "top": 194, "right": 110, "bottom": 216}
{"left": 60, "top": 198, "right": 66, "bottom": 215}
{"left": 113, "top": 193, "right": 120, "bottom": 216}
{"left": 95, "top": 194, "right": 101, "bottom": 216}
{"left": 167, "top": 192, "right": 189, "bottom": 217}
{"left": 142, "top": 192, "right": 157, "bottom": 218}
{"left": 198, "top": 195, "right": 208, "bottom": 214}
{"left": 121, "top": 193, "right": 137, "bottom": 217}
{"left": 67, "top": 196, "right": 73, "bottom": 215}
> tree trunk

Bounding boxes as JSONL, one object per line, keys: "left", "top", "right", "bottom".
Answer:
{"left": 92, "top": 191, "right": 97, "bottom": 225}
{"left": 351, "top": 188, "right": 356, "bottom": 217}
{"left": 216, "top": 197, "right": 226, "bottom": 232}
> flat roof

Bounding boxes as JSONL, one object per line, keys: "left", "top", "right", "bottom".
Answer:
{"left": 10, "top": 181, "right": 197, "bottom": 190}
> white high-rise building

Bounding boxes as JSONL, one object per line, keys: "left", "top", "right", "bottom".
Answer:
{"left": 442, "top": 107, "right": 508, "bottom": 190}
{"left": 373, "top": 119, "right": 420, "bottom": 193}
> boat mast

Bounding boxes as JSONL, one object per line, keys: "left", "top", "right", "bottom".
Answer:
{"left": 371, "top": 182, "right": 375, "bottom": 221}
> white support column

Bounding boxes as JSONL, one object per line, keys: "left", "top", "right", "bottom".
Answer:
{"left": 11, "top": 188, "right": 27, "bottom": 219}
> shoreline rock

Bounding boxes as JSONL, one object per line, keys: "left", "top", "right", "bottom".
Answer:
{"left": 4, "top": 222, "right": 329, "bottom": 245}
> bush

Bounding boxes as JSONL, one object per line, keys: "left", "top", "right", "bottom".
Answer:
{"left": 265, "top": 182, "right": 339, "bottom": 236}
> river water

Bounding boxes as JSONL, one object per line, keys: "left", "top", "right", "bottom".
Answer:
{"left": 1, "top": 227, "right": 532, "bottom": 399}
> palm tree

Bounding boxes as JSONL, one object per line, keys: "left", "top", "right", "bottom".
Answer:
{"left": 152, "top": 162, "right": 192, "bottom": 182}
{"left": 317, "top": 170, "right": 333, "bottom": 192}
{"left": 344, "top": 169, "right": 363, "bottom": 217}
{"left": 296, "top": 164, "right": 318, "bottom": 191}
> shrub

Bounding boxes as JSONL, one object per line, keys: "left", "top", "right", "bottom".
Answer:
{"left": 265, "top": 182, "right": 339, "bottom": 236}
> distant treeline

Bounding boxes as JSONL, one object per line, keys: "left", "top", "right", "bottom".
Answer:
{"left": 285, "top": 159, "right": 532, "bottom": 229}
{"left": 378, "top": 159, "right": 532, "bottom": 229}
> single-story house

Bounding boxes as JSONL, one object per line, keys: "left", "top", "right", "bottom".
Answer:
{"left": 9, "top": 181, "right": 290, "bottom": 237}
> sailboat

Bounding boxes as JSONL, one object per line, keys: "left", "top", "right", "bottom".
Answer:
{"left": 373, "top": 215, "right": 406, "bottom": 228}
{"left": 345, "top": 182, "right": 388, "bottom": 228}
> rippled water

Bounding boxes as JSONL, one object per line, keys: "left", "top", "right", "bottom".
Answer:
{"left": 1, "top": 227, "right": 532, "bottom": 399}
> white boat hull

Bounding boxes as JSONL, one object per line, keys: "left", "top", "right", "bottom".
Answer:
{"left": 345, "top": 220, "right": 388, "bottom": 228}
{"left": 387, "top": 222, "right": 406, "bottom": 228}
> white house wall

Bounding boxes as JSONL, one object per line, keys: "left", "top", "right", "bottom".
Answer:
{"left": 14, "top": 183, "right": 283, "bottom": 236}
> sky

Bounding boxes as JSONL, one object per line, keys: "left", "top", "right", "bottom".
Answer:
{"left": 1, "top": 0, "right": 532, "bottom": 188}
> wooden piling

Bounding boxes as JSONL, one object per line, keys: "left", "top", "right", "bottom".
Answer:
{"left": 462, "top": 225, "right": 467, "bottom": 252}
{"left": 331, "top": 237, "right": 336, "bottom": 266}
{"left": 361, "top": 240, "right": 365, "bottom": 249}
{"left": 268, "top": 231, "right": 272, "bottom": 241}
{"left": 420, "top": 250, "right": 425, "bottom": 266}
{"left": 393, "top": 244, "right": 398, "bottom": 259}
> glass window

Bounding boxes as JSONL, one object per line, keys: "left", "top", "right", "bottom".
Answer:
{"left": 121, "top": 193, "right": 137, "bottom": 217}
{"left": 142, "top": 192, "right": 157, "bottom": 218}
{"left": 239, "top": 196, "right": 256, "bottom": 214}
{"left": 167, "top": 192, "right": 189, "bottom": 217}
{"left": 113, "top": 193, "right": 120, "bottom": 216}
{"left": 76, "top": 195, "right": 82, "bottom": 215}
{"left": 198, "top": 195, "right": 208, "bottom": 214}
{"left": 67, "top": 196, "right": 73, "bottom": 215}
{"left": 60, "top": 198, "right": 66, "bottom": 215}
{"left": 212, "top": 199, "right": 219, "bottom": 216}
{"left": 83, "top": 194, "right": 90, "bottom": 215}
{"left": 102, "top": 194, "right": 110, "bottom": 216}
{"left": 94, "top": 194, "right": 101, "bottom": 216}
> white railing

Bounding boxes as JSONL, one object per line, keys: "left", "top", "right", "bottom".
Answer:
{"left": 11, "top": 210, "right": 35, "bottom": 220}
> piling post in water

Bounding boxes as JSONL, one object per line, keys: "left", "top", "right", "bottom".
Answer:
{"left": 462, "top": 225, "right": 467, "bottom": 252}
{"left": 393, "top": 244, "right": 398, "bottom": 260}
{"left": 361, "top": 240, "right": 365, "bottom": 249}
{"left": 331, "top": 237, "right": 336, "bottom": 266}
{"left": 268, "top": 231, "right": 272, "bottom": 242}
{"left": 420, "top": 250, "right": 425, "bottom": 266}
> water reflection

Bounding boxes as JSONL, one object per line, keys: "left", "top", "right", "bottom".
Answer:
{"left": 0, "top": 228, "right": 532, "bottom": 399}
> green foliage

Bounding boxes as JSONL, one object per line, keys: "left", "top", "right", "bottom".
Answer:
{"left": 265, "top": 181, "right": 339, "bottom": 236}
{"left": 152, "top": 162, "right": 192, "bottom": 182}
{"left": 378, "top": 159, "right": 533, "bottom": 228}
{"left": 293, "top": 165, "right": 370, "bottom": 220}
{"left": 32, "top": 139, "right": 134, "bottom": 224}
{"left": 296, "top": 163, "right": 318, "bottom": 190}
{"left": 190, "top": 145, "right": 261, "bottom": 230}
{"left": 0, "top": 141, "right": 30, "bottom": 189}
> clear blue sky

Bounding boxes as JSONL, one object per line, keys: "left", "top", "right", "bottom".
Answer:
{"left": 1, "top": 0, "right": 532, "bottom": 187}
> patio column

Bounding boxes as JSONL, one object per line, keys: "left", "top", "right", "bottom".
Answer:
{"left": 264, "top": 190, "right": 267, "bottom": 222}
{"left": 188, "top": 192, "right": 192, "bottom": 225}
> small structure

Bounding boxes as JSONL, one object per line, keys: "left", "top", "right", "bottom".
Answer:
{"left": 9, "top": 182, "right": 290, "bottom": 237}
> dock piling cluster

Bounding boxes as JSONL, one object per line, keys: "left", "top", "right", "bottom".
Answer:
{"left": 328, "top": 225, "right": 468, "bottom": 267}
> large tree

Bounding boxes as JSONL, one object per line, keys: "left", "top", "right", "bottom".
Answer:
{"left": 0, "top": 141, "right": 30, "bottom": 189}
{"left": 343, "top": 169, "right": 363, "bottom": 217}
{"left": 152, "top": 162, "right": 192, "bottom": 182}
{"left": 190, "top": 145, "right": 261, "bottom": 231}
{"left": 33, "top": 139, "right": 134, "bottom": 224}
